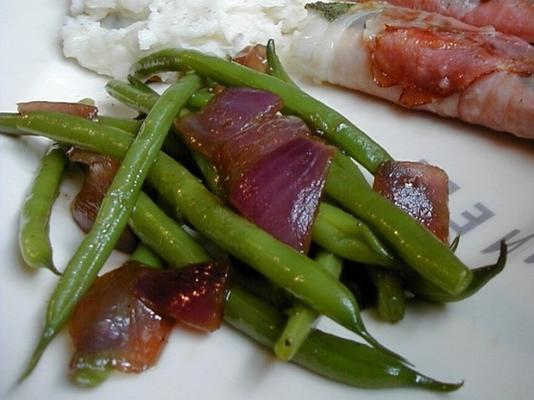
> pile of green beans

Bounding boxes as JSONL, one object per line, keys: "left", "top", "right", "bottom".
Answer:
{"left": 7, "top": 111, "right": 393, "bottom": 358}
{"left": 106, "top": 76, "right": 399, "bottom": 269}
{"left": 0, "top": 44, "right": 508, "bottom": 393}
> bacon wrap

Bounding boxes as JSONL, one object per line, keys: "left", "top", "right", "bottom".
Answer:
{"left": 176, "top": 88, "right": 335, "bottom": 253}
{"left": 368, "top": 8, "right": 534, "bottom": 106}
{"left": 378, "top": 0, "right": 534, "bottom": 43}
{"left": 290, "top": 1, "right": 534, "bottom": 139}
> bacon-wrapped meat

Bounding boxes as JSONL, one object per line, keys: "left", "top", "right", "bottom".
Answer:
{"left": 366, "top": 0, "right": 534, "bottom": 43}
{"left": 289, "top": 1, "right": 534, "bottom": 139}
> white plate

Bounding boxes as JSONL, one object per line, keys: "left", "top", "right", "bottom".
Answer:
{"left": 1, "top": 2, "right": 534, "bottom": 400}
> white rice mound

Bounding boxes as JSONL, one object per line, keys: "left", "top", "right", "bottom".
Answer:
{"left": 62, "top": 0, "right": 310, "bottom": 79}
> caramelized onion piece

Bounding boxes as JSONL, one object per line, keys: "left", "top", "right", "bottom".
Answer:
{"left": 69, "top": 261, "right": 173, "bottom": 375}
{"left": 18, "top": 101, "right": 98, "bottom": 119}
{"left": 233, "top": 44, "right": 268, "bottom": 73}
{"left": 175, "top": 87, "right": 282, "bottom": 158}
{"left": 373, "top": 161, "right": 449, "bottom": 243}
{"left": 134, "top": 262, "right": 229, "bottom": 332}
{"left": 68, "top": 148, "right": 138, "bottom": 253}
{"left": 230, "top": 137, "right": 335, "bottom": 252}
{"left": 218, "top": 116, "right": 311, "bottom": 186}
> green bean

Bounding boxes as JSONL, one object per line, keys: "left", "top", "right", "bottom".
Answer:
{"left": 0, "top": 112, "right": 23, "bottom": 134}
{"left": 129, "top": 191, "right": 211, "bottom": 267}
{"left": 18, "top": 143, "right": 66, "bottom": 275}
{"left": 368, "top": 269, "right": 406, "bottom": 323}
{"left": 406, "top": 241, "right": 507, "bottom": 303}
{"left": 9, "top": 112, "right": 396, "bottom": 359}
{"left": 230, "top": 264, "right": 292, "bottom": 309}
{"left": 450, "top": 235, "right": 460, "bottom": 252}
{"left": 188, "top": 89, "right": 216, "bottom": 109}
{"left": 129, "top": 242, "right": 164, "bottom": 268}
{"left": 274, "top": 251, "right": 343, "bottom": 361}
{"left": 225, "top": 285, "right": 461, "bottom": 391}
{"left": 325, "top": 152, "right": 473, "bottom": 295}
{"left": 96, "top": 116, "right": 143, "bottom": 133}
{"left": 190, "top": 150, "right": 225, "bottom": 197}
{"left": 70, "top": 353, "right": 112, "bottom": 387}
{"left": 129, "top": 48, "right": 392, "bottom": 173}
{"left": 313, "top": 203, "right": 396, "bottom": 266}
{"left": 127, "top": 75, "right": 159, "bottom": 95}
{"left": 266, "top": 39, "right": 297, "bottom": 86}
{"left": 105, "top": 80, "right": 159, "bottom": 114}
{"left": 106, "top": 80, "right": 214, "bottom": 114}
{"left": 18, "top": 74, "right": 202, "bottom": 381}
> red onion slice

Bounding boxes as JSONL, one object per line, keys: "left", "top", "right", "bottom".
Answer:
{"left": 175, "top": 87, "right": 282, "bottom": 158}
{"left": 18, "top": 101, "right": 98, "bottom": 119}
{"left": 134, "top": 262, "right": 229, "bottom": 332}
{"left": 373, "top": 161, "right": 450, "bottom": 243}
{"left": 230, "top": 137, "right": 335, "bottom": 253}
{"left": 69, "top": 261, "right": 173, "bottom": 374}
{"left": 217, "top": 116, "right": 311, "bottom": 187}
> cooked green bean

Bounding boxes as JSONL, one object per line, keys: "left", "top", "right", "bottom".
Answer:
{"left": 9, "top": 112, "right": 396, "bottom": 358}
{"left": 450, "top": 235, "right": 460, "bottom": 252}
{"left": 127, "top": 75, "right": 159, "bottom": 95}
{"left": 0, "top": 112, "right": 23, "bottom": 134}
{"left": 129, "top": 242, "right": 164, "bottom": 269}
{"left": 106, "top": 80, "right": 214, "bottom": 114}
{"left": 368, "top": 269, "right": 406, "bottom": 323}
{"left": 406, "top": 241, "right": 507, "bottom": 303}
{"left": 70, "top": 353, "right": 112, "bottom": 387}
{"left": 18, "top": 143, "right": 66, "bottom": 275}
{"left": 190, "top": 150, "right": 225, "bottom": 197}
{"left": 313, "top": 203, "right": 396, "bottom": 266}
{"left": 274, "top": 251, "right": 343, "bottom": 361}
{"left": 325, "top": 152, "right": 473, "bottom": 295}
{"left": 105, "top": 80, "right": 159, "bottom": 114}
{"left": 18, "top": 74, "right": 202, "bottom": 380}
{"left": 129, "top": 48, "right": 392, "bottom": 173}
{"left": 225, "top": 285, "right": 461, "bottom": 391}
{"left": 266, "top": 39, "right": 297, "bottom": 86}
{"left": 96, "top": 116, "right": 143, "bottom": 133}
{"left": 130, "top": 191, "right": 211, "bottom": 267}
